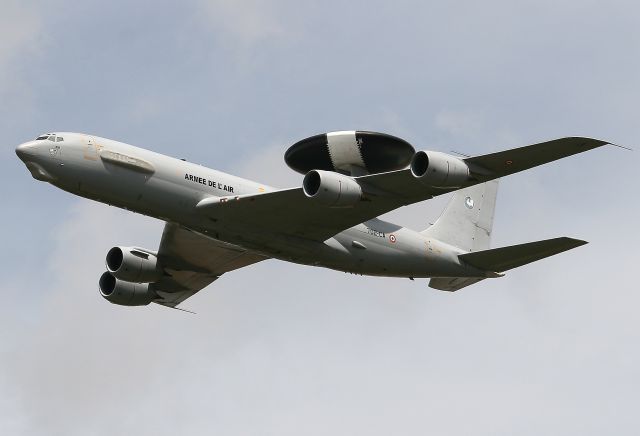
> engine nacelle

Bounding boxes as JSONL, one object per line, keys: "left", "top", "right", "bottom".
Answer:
{"left": 105, "top": 246, "right": 162, "bottom": 283}
{"left": 410, "top": 151, "right": 470, "bottom": 188}
{"left": 99, "top": 272, "right": 156, "bottom": 306}
{"left": 302, "top": 170, "right": 362, "bottom": 207}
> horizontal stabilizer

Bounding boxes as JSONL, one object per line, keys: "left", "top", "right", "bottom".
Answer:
{"left": 459, "top": 237, "right": 588, "bottom": 273}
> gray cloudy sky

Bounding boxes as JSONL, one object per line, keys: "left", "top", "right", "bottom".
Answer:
{"left": 1, "top": 0, "right": 639, "bottom": 434}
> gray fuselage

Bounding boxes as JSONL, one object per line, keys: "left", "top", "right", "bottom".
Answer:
{"left": 16, "top": 132, "right": 478, "bottom": 279}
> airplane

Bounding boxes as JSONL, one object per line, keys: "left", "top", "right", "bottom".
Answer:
{"left": 15, "top": 130, "right": 613, "bottom": 309}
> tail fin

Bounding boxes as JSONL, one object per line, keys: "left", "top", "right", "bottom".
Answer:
{"left": 421, "top": 180, "right": 499, "bottom": 252}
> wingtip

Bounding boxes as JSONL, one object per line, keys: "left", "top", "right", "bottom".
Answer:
{"left": 561, "top": 237, "right": 588, "bottom": 247}
{"left": 608, "top": 142, "right": 633, "bottom": 151}
{"left": 573, "top": 137, "right": 632, "bottom": 151}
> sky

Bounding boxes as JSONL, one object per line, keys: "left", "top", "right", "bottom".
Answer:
{"left": 1, "top": 0, "right": 639, "bottom": 434}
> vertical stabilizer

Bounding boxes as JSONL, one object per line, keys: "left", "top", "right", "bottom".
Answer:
{"left": 421, "top": 180, "right": 499, "bottom": 252}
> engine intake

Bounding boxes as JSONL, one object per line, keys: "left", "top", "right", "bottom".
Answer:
{"left": 99, "top": 272, "right": 156, "bottom": 306}
{"left": 410, "top": 151, "right": 470, "bottom": 188}
{"left": 302, "top": 170, "right": 362, "bottom": 207}
{"left": 106, "top": 246, "right": 162, "bottom": 283}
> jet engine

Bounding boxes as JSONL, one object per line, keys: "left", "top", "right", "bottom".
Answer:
{"left": 410, "top": 151, "right": 470, "bottom": 188}
{"left": 302, "top": 170, "right": 362, "bottom": 207}
{"left": 105, "top": 246, "right": 163, "bottom": 283}
{"left": 99, "top": 272, "right": 156, "bottom": 306}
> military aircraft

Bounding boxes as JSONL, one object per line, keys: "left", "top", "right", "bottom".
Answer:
{"left": 15, "top": 131, "right": 612, "bottom": 309}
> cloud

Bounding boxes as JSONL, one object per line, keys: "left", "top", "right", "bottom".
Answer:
{"left": 435, "top": 109, "right": 485, "bottom": 138}
{"left": 233, "top": 139, "right": 300, "bottom": 188}
{"left": 3, "top": 1, "right": 640, "bottom": 434}
{"left": 0, "top": 1, "right": 43, "bottom": 119}
{"left": 195, "top": 0, "right": 287, "bottom": 55}
{"left": 0, "top": 1, "right": 42, "bottom": 76}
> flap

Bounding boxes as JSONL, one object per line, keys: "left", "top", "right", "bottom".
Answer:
{"left": 150, "top": 223, "right": 269, "bottom": 307}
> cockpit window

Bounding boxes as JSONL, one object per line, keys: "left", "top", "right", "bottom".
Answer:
{"left": 56, "top": 137, "right": 64, "bottom": 142}
{"left": 36, "top": 133, "right": 55, "bottom": 141}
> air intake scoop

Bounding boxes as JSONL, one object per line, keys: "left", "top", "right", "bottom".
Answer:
{"left": 285, "top": 131, "right": 415, "bottom": 175}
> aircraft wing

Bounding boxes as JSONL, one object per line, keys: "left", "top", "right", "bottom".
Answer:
{"left": 150, "top": 223, "right": 269, "bottom": 307}
{"left": 196, "top": 187, "right": 409, "bottom": 242}
{"left": 355, "top": 136, "right": 610, "bottom": 198}
{"left": 196, "top": 137, "right": 609, "bottom": 242}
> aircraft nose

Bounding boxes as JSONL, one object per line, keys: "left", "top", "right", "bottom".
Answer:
{"left": 15, "top": 141, "right": 36, "bottom": 160}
